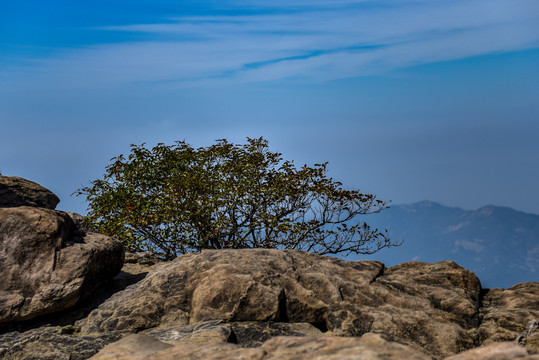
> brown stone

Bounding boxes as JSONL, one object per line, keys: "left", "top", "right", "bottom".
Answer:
{"left": 0, "top": 206, "right": 124, "bottom": 323}
{"left": 141, "top": 320, "right": 322, "bottom": 348}
{"left": 0, "top": 326, "right": 121, "bottom": 360}
{"left": 445, "top": 341, "right": 539, "bottom": 360}
{"left": 0, "top": 176, "right": 60, "bottom": 209}
{"left": 88, "top": 334, "right": 174, "bottom": 360}
{"left": 479, "top": 283, "right": 539, "bottom": 354}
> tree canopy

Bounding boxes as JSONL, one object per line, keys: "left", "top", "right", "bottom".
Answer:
{"left": 76, "top": 137, "right": 399, "bottom": 260}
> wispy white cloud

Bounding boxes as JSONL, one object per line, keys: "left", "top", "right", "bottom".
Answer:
{"left": 454, "top": 239, "right": 485, "bottom": 253}
{"left": 3, "top": 0, "right": 539, "bottom": 89}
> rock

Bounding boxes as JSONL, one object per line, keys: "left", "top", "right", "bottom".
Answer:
{"left": 88, "top": 334, "right": 174, "bottom": 360}
{"left": 371, "top": 260, "right": 482, "bottom": 356}
{"left": 0, "top": 205, "right": 124, "bottom": 323}
{"left": 66, "top": 212, "right": 94, "bottom": 240}
{"left": 0, "top": 326, "right": 121, "bottom": 360}
{"left": 78, "top": 249, "right": 483, "bottom": 358}
{"left": 229, "top": 321, "right": 322, "bottom": 347}
{"left": 89, "top": 332, "right": 432, "bottom": 360}
{"left": 124, "top": 251, "right": 161, "bottom": 266}
{"left": 141, "top": 320, "right": 322, "bottom": 347}
{"left": 479, "top": 283, "right": 539, "bottom": 354}
{"left": 0, "top": 176, "right": 60, "bottom": 209}
{"left": 142, "top": 320, "right": 234, "bottom": 345}
{"left": 2, "top": 245, "right": 538, "bottom": 359}
{"left": 0, "top": 258, "right": 153, "bottom": 334}
{"left": 445, "top": 341, "right": 539, "bottom": 360}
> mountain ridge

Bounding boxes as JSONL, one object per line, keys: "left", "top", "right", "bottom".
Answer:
{"left": 350, "top": 200, "right": 539, "bottom": 288}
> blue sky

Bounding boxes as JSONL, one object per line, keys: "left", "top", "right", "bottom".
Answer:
{"left": 1, "top": 0, "right": 538, "bottom": 216}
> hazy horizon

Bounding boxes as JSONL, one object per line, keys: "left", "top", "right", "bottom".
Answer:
{"left": 2, "top": 0, "right": 538, "bottom": 216}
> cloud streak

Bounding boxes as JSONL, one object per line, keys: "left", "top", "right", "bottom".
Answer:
{"left": 3, "top": 0, "right": 539, "bottom": 89}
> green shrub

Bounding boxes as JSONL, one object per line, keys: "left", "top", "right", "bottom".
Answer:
{"left": 76, "top": 137, "right": 398, "bottom": 260}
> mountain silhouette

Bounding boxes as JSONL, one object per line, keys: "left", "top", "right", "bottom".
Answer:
{"left": 348, "top": 201, "right": 539, "bottom": 288}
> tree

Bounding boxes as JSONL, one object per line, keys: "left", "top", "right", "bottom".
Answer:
{"left": 76, "top": 137, "right": 399, "bottom": 260}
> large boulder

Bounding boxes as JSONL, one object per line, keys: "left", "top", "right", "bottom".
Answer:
{"left": 0, "top": 176, "right": 60, "bottom": 209}
{"left": 0, "top": 178, "right": 124, "bottom": 323}
{"left": 78, "top": 249, "right": 484, "bottom": 358}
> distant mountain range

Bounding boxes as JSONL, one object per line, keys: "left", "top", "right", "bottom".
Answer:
{"left": 346, "top": 200, "right": 539, "bottom": 289}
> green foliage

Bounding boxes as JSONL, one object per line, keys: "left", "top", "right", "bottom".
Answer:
{"left": 76, "top": 137, "right": 398, "bottom": 260}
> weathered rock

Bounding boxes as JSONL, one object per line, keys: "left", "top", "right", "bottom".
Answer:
{"left": 0, "top": 176, "right": 60, "bottom": 209}
{"left": 88, "top": 334, "right": 187, "bottom": 360}
{"left": 141, "top": 320, "right": 322, "bottom": 347}
{"left": 90, "top": 332, "right": 432, "bottom": 360}
{"left": 369, "top": 260, "right": 482, "bottom": 356}
{"left": 229, "top": 321, "right": 322, "bottom": 347}
{"left": 142, "top": 320, "right": 234, "bottom": 345}
{"left": 0, "top": 326, "right": 121, "bottom": 360}
{"left": 479, "top": 282, "right": 539, "bottom": 354}
{"left": 445, "top": 341, "right": 539, "bottom": 360}
{"left": 0, "top": 206, "right": 124, "bottom": 323}
{"left": 2, "top": 246, "right": 538, "bottom": 359}
{"left": 78, "top": 249, "right": 483, "bottom": 358}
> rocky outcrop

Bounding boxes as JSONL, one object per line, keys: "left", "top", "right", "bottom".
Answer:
{"left": 0, "top": 176, "right": 124, "bottom": 323}
{"left": 0, "top": 176, "right": 60, "bottom": 209}
{"left": 2, "top": 247, "right": 538, "bottom": 359}
{"left": 77, "top": 249, "right": 481, "bottom": 358}
{"left": 1, "top": 176, "right": 537, "bottom": 360}
{"left": 75, "top": 248, "right": 538, "bottom": 359}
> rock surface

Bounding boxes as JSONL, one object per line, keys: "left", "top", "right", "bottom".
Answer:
{"left": 141, "top": 320, "right": 323, "bottom": 347}
{"left": 0, "top": 176, "right": 60, "bottom": 209}
{"left": 0, "top": 326, "right": 121, "bottom": 360}
{"left": 90, "top": 332, "right": 433, "bottom": 360}
{"left": 77, "top": 249, "right": 484, "bottom": 358}
{"left": 479, "top": 283, "right": 539, "bottom": 353}
{"left": 2, "top": 246, "right": 537, "bottom": 359}
{"left": 124, "top": 251, "right": 161, "bottom": 266}
{"left": 445, "top": 341, "right": 539, "bottom": 360}
{"left": 0, "top": 178, "right": 124, "bottom": 323}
